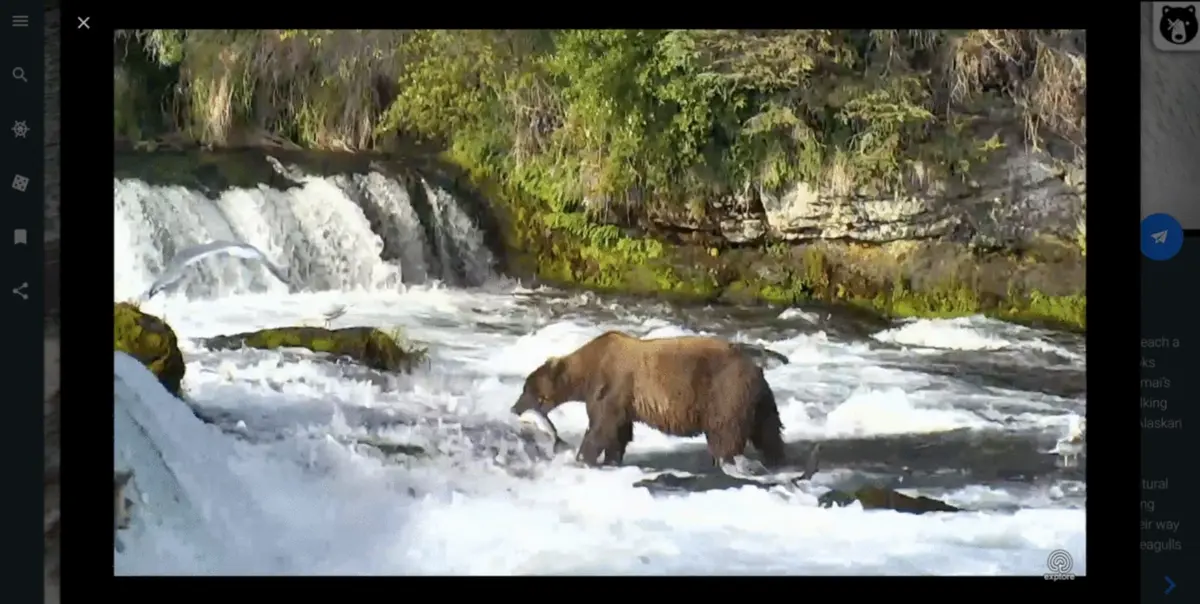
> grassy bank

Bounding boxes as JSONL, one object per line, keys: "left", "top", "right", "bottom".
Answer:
{"left": 113, "top": 29, "right": 1086, "bottom": 330}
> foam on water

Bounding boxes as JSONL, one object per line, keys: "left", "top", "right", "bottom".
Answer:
{"left": 114, "top": 175, "right": 1085, "bottom": 575}
{"left": 115, "top": 287, "right": 1085, "bottom": 576}
{"left": 871, "top": 315, "right": 1083, "bottom": 361}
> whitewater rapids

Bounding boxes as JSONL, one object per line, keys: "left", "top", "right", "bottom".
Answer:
{"left": 113, "top": 169, "right": 1086, "bottom": 575}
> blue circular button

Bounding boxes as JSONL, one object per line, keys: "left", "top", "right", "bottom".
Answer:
{"left": 1141, "top": 213, "right": 1183, "bottom": 261}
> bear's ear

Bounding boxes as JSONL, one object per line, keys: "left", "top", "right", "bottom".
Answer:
{"left": 1165, "top": 6, "right": 1171, "bottom": 13}
{"left": 1190, "top": 5, "right": 1196, "bottom": 13}
{"left": 545, "top": 356, "right": 566, "bottom": 381}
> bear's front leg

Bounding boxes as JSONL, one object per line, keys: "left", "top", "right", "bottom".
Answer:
{"left": 602, "top": 421, "right": 633, "bottom": 466}
{"left": 578, "top": 378, "right": 630, "bottom": 467}
{"left": 576, "top": 429, "right": 606, "bottom": 466}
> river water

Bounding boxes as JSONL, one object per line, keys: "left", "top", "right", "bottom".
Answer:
{"left": 112, "top": 163, "right": 1086, "bottom": 575}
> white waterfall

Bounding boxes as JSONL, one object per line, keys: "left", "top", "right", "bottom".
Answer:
{"left": 113, "top": 164, "right": 497, "bottom": 301}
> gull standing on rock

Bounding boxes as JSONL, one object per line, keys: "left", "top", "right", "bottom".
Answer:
{"left": 1051, "top": 415, "right": 1086, "bottom": 467}
{"left": 322, "top": 305, "right": 348, "bottom": 327}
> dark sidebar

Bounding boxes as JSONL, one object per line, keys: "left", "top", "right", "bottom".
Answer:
{"left": 2, "top": 4, "right": 45, "bottom": 601}
{"left": 1140, "top": 232, "right": 1197, "bottom": 602}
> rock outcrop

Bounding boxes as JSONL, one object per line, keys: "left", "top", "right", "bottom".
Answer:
{"left": 650, "top": 144, "right": 1085, "bottom": 253}
{"left": 818, "top": 486, "right": 963, "bottom": 514}
{"left": 203, "top": 326, "right": 428, "bottom": 374}
{"left": 113, "top": 303, "right": 186, "bottom": 397}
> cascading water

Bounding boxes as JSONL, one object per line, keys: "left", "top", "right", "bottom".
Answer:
{"left": 113, "top": 153, "right": 1086, "bottom": 576}
{"left": 420, "top": 178, "right": 496, "bottom": 286}
{"left": 112, "top": 159, "right": 498, "bottom": 301}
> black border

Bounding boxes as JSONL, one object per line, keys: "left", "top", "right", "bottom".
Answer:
{"left": 67, "top": 5, "right": 1130, "bottom": 598}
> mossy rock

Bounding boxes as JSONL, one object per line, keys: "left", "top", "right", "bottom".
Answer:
{"left": 113, "top": 302, "right": 187, "bottom": 397}
{"left": 342, "top": 435, "right": 427, "bottom": 458}
{"left": 497, "top": 194, "right": 1086, "bottom": 332}
{"left": 202, "top": 326, "right": 428, "bottom": 374}
{"left": 818, "top": 486, "right": 962, "bottom": 515}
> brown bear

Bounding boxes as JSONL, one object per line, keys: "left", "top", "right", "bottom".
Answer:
{"left": 510, "top": 331, "right": 786, "bottom": 468}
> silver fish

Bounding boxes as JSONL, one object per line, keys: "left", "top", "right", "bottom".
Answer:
{"left": 518, "top": 409, "right": 569, "bottom": 452}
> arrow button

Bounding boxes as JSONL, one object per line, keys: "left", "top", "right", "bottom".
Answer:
{"left": 1165, "top": 576, "right": 1176, "bottom": 595}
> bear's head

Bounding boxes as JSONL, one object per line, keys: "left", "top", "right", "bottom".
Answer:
{"left": 511, "top": 356, "right": 574, "bottom": 416}
{"left": 1161, "top": 5, "right": 1198, "bottom": 44}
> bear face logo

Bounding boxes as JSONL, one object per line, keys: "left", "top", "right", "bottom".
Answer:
{"left": 1160, "top": 5, "right": 1199, "bottom": 45}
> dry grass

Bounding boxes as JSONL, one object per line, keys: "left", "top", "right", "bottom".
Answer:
{"left": 128, "top": 30, "right": 414, "bottom": 149}
{"left": 940, "top": 30, "right": 1086, "bottom": 150}
{"left": 506, "top": 75, "right": 566, "bottom": 166}
{"left": 1076, "top": 200, "right": 1087, "bottom": 257}
{"left": 823, "top": 150, "right": 856, "bottom": 198}
{"left": 114, "top": 29, "right": 1086, "bottom": 210}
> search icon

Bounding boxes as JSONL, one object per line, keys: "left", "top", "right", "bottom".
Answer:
{"left": 12, "top": 67, "right": 27, "bottom": 83}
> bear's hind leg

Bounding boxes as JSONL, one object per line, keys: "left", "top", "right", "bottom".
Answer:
{"left": 749, "top": 425, "right": 786, "bottom": 469}
{"left": 750, "top": 416, "right": 786, "bottom": 469}
{"left": 704, "top": 429, "right": 748, "bottom": 468}
{"left": 578, "top": 405, "right": 627, "bottom": 467}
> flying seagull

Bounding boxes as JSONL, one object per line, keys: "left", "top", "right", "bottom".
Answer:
{"left": 141, "top": 240, "right": 290, "bottom": 301}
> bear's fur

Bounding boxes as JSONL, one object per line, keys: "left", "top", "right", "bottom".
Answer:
{"left": 510, "top": 331, "right": 786, "bottom": 468}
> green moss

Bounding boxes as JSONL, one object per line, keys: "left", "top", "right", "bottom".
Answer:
{"left": 493, "top": 197, "right": 1087, "bottom": 331}
{"left": 111, "top": 29, "right": 1086, "bottom": 334}
{"left": 758, "top": 284, "right": 798, "bottom": 306}
{"left": 116, "top": 29, "right": 1083, "bottom": 216}
{"left": 886, "top": 282, "right": 982, "bottom": 319}
{"left": 999, "top": 291, "right": 1087, "bottom": 332}
{"left": 202, "top": 326, "right": 429, "bottom": 373}
{"left": 114, "top": 302, "right": 187, "bottom": 397}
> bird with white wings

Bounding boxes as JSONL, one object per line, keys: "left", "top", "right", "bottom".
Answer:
{"left": 140, "top": 240, "right": 291, "bottom": 301}
{"left": 1050, "top": 415, "right": 1086, "bottom": 468}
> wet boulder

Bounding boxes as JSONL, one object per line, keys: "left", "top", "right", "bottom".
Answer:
{"left": 343, "top": 434, "right": 427, "bottom": 457}
{"left": 634, "top": 472, "right": 768, "bottom": 494}
{"left": 818, "top": 486, "right": 962, "bottom": 514}
{"left": 113, "top": 303, "right": 186, "bottom": 397}
{"left": 202, "top": 326, "right": 428, "bottom": 374}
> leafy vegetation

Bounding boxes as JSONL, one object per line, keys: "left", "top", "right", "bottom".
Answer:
{"left": 113, "top": 29, "right": 1086, "bottom": 329}
{"left": 114, "top": 29, "right": 1085, "bottom": 213}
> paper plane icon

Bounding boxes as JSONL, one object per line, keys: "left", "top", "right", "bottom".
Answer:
{"left": 1151, "top": 230, "right": 1168, "bottom": 244}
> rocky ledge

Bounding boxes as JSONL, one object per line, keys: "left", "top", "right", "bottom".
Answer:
{"left": 203, "top": 326, "right": 429, "bottom": 374}
{"left": 115, "top": 146, "right": 1087, "bottom": 331}
{"left": 500, "top": 140, "right": 1086, "bottom": 332}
